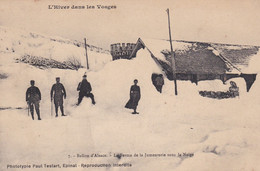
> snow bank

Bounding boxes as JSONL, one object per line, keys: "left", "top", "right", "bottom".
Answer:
{"left": 89, "top": 48, "right": 163, "bottom": 111}
{"left": 142, "top": 38, "right": 192, "bottom": 62}
{"left": 1, "top": 27, "right": 260, "bottom": 171}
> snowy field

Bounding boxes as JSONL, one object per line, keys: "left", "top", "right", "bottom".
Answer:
{"left": 0, "top": 28, "right": 260, "bottom": 171}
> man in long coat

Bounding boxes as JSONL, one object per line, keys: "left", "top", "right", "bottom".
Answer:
{"left": 26, "top": 80, "right": 41, "bottom": 120}
{"left": 51, "top": 77, "right": 66, "bottom": 117}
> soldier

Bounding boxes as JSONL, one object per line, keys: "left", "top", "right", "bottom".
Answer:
{"left": 125, "top": 79, "right": 141, "bottom": 114}
{"left": 77, "top": 74, "right": 96, "bottom": 105}
{"left": 26, "top": 80, "right": 41, "bottom": 120}
{"left": 51, "top": 77, "right": 66, "bottom": 117}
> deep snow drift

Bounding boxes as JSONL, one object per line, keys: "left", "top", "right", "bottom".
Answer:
{"left": 0, "top": 28, "right": 260, "bottom": 171}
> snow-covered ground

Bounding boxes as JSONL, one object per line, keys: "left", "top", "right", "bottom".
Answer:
{"left": 0, "top": 26, "right": 111, "bottom": 71}
{"left": 0, "top": 28, "right": 260, "bottom": 171}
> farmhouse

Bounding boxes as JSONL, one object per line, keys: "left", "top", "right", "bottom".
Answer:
{"left": 129, "top": 38, "right": 259, "bottom": 92}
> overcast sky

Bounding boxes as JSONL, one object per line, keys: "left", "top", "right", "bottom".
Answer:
{"left": 0, "top": 0, "right": 260, "bottom": 49}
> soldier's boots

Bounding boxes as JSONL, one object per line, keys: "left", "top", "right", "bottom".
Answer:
{"left": 37, "top": 113, "right": 41, "bottom": 120}
{"left": 31, "top": 113, "right": 41, "bottom": 120}
{"left": 61, "top": 108, "right": 66, "bottom": 116}
{"left": 56, "top": 113, "right": 66, "bottom": 117}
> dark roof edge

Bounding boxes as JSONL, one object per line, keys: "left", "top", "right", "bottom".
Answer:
{"left": 154, "top": 38, "right": 260, "bottom": 48}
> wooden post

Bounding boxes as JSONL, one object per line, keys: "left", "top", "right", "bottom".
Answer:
{"left": 84, "top": 38, "right": 89, "bottom": 70}
{"left": 166, "top": 8, "right": 178, "bottom": 95}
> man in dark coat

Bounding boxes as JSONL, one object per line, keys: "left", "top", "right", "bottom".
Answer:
{"left": 77, "top": 74, "right": 96, "bottom": 105}
{"left": 125, "top": 79, "right": 141, "bottom": 114}
{"left": 26, "top": 80, "right": 41, "bottom": 120}
{"left": 51, "top": 77, "right": 66, "bottom": 117}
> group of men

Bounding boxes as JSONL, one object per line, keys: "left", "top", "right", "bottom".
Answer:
{"left": 25, "top": 72, "right": 168, "bottom": 120}
{"left": 25, "top": 74, "right": 95, "bottom": 120}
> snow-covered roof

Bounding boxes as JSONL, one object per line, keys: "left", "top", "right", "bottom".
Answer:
{"left": 134, "top": 38, "right": 259, "bottom": 74}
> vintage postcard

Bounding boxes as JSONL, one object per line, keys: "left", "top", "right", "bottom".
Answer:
{"left": 0, "top": 0, "right": 260, "bottom": 170}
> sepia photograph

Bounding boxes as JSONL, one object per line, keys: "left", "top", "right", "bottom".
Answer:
{"left": 0, "top": 0, "right": 260, "bottom": 170}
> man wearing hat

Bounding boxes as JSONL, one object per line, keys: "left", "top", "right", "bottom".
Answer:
{"left": 26, "top": 80, "right": 42, "bottom": 120}
{"left": 77, "top": 74, "right": 96, "bottom": 105}
{"left": 51, "top": 77, "right": 67, "bottom": 117}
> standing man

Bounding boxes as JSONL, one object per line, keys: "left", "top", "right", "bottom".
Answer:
{"left": 77, "top": 74, "right": 96, "bottom": 105}
{"left": 26, "top": 80, "right": 41, "bottom": 120}
{"left": 125, "top": 79, "right": 141, "bottom": 114}
{"left": 155, "top": 74, "right": 164, "bottom": 93}
{"left": 51, "top": 77, "right": 66, "bottom": 117}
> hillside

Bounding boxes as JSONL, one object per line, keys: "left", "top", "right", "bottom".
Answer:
{"left": 0, "top": 26, "right": 112, "bottom": 71}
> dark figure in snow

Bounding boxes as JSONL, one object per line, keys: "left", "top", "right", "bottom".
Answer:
{"left": 26, "top": 80, "right": 41, "bottom": 120}
{"left": 155, "top": 74, "right": 164, "bottom": 93}
{"left": 229, "top": 81, "right": 239, "bottom": 98}
{"left": 51, "top": 77, "right": 66, "bottom": 117}
{"left": 125, "top": 79, "right": 141, "bottom": 114}
{"left": 77, "top": 74, "right": 96, "bottom": 105}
